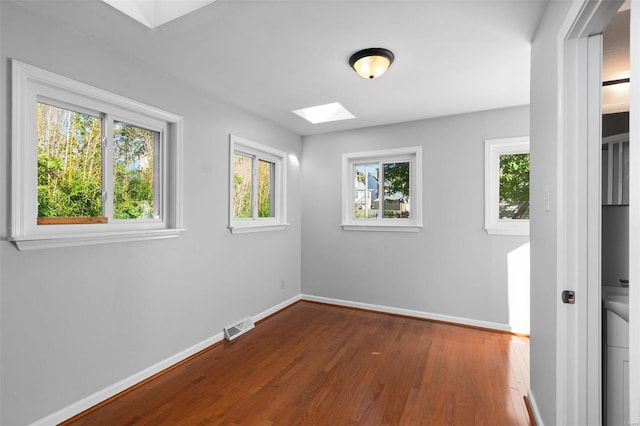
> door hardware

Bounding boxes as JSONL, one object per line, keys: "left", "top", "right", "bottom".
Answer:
{"left": 562, "top": 290, "right": 575, "bottom": 304}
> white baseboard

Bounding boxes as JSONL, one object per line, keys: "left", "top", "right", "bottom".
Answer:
{"left": 254, "top": 294, "right": 301, "bottom": 323}
{"left": 527, "top": 389, "right": 544, "bottom": 426}
{"left": 30, "top": 333, "right": 224, "bottom": 426}
{"left": 30, "top": 295, "right": 301, "bottom": 426}
{"left": 301, "top": 294, "right": 515, "bottom": 333}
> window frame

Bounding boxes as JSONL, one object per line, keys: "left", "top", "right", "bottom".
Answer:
{"left": 228, "top": 134, "right": 288, "bottom": 234}
{"left": 341, "top": 146, "right": 422, "bottom": 232}
{"left": 484, "top": 136, "right": 530, "bottom": 236}
{"left": 11, "top": 60, "right": 184, "bottom": 250}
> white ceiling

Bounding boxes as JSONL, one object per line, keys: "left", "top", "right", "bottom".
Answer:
{"left": 13, "top": 0, "right": 549, "bottom": 136}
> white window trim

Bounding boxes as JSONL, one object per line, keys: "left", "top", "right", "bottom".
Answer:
{"left": 228, "top": 135, "right": 288, "bottom": 234}
{"left": 11, "top": 60, "right": 184, "bottom": 250}
{"left": 341, "top": 146, "right": 423, "bottom": 232}
{"left": 484, "top": 136, "right": 530, "bottom": 236}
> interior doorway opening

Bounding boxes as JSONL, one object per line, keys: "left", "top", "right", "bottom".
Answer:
{"left": 601, "top": 6, "right": 631, "bottom": 425}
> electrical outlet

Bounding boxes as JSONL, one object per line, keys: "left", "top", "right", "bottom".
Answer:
{"left": 280, "top": 280, "right": 285, "bottom": 290}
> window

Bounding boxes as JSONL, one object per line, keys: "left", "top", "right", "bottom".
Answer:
{"left": 11, "top": 60, "right": 184, "bottom": 250}
{"left": 342, "top": 146, "right": 422, "bottom": 232}
{"left": 229, "top": 135, "right": 287, "bottom": 233}
{"left": 484, "top": 136, "right": 530, "bottom": 235}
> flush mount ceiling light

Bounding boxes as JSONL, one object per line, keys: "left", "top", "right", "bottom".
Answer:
{"left": 292, "top": 102, "right": 355, "bottom": 124}
{"left": 349, "top": 48, "right": 395, "bottom": 79}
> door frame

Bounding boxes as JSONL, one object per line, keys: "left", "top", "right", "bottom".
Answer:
{"left": 629, "top": 3, "right": 639, "bottom": 424}
{"left": 558, "top": 0, "right": 632, "bottom": 425}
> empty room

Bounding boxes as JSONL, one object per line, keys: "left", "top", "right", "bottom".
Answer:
{"left": 1, "top": 0, "right": 638, "bottom": 425}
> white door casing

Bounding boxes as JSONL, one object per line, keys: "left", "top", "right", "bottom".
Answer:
{"left": 587, "top": 33, "right": 603, "bottom": 425}
{"left": 629, "top": 1, "right": 639, "bottom": 424}
{"left": 557, "top": 1, "right": 625, "bottom": 425}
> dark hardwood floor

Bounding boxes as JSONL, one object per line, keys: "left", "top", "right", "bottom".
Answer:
{"left": 62, "top": 301, "right": 531, "bottom": 425}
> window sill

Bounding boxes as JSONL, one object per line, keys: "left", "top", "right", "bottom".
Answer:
{"left": 484, "top": 224, "right": 529, "bottom": 236}
{"left": 228, "top": 223, "right": 290, "bottom": 234}
{"left": 10, "top": 228, "right": 186, "bottom": 251}
{"left": 341, "top": 223, "right": 422, "bottom": 233}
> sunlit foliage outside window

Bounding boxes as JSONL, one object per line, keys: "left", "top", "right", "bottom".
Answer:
{"left": 36, "top": 103, "right": 156, "bottom": 221}
{"left": 233, "top": 153, "right": 275, "bottom": 219}
{"left": 499, "top": 153, "right": 530, "bottom": 219}
{"left": 113, "top": 122, "right": 154, "bottom": 219}
{"left": 257, "top": 160, "right": 274, "bottom": 218}
{"left": 233, "top": 153, "right": 253, "bottom": 218}
{"left": 37, "top": 103, "right": 103, "bottom": 218}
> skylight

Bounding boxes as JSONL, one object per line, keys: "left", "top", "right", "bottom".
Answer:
{"left": 102, "top": 0, "right": 217, "bottom": 28}
{"left": 292, "top": 102, "right": 355, "bottom": 124}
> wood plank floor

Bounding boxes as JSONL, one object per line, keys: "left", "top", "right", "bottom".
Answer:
{"left": 63, "top": 301, "right": 531, "bottom": 425}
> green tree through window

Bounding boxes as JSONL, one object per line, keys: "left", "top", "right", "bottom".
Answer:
{"left": 229, "top": 135, "right": 287, "bottom": 233}
{"left": 499, "top": 153, "right": 529, "bottom": 219}
{"left": 383, "top": 162, "right": 410, "bottom": 218}
{"left": 233, "top": 153, "right": 253, "bottom": 218}
{"left": 113, "top": 122, "right": 155, "bottom": 219}
{"left": 258, "top": 160, "right": 274, "bottom": 218}
{"left": 36, "top": 103, "right": 157, "bottom": 221}
{"left": 37, "top": 103, "right": 103, "bottom": 218}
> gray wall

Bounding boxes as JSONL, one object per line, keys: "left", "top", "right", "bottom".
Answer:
{"left": 301, "top": 106, "right": 530, "bottom": 328}
{"left": 0, "top": 2, "right": 302, "bottom": 424}
{"left": 529, "top": 1, "right": 575, "bottom": 424}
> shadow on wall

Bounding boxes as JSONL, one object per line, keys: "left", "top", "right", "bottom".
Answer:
{"left": 508, "top": 242, "right": 531, "bottom": 334}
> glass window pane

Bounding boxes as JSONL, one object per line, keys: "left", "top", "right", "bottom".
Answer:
{"left": 37, "top": 102, "right": 103, "bottom": 219}
{"left": 258, "top": 159, "right": 275, "bottom": 218}
{"left": 234, "top": 153, "right": 253, "bottom": 218}
{"left": 383, "top": 162, "right": 410, "bottom": 219}
{"left": 354, "top": 163, "right": 379, "bottom": 219}
{"left": 499, "top": 153, "right": 530, "bottom": 219}
{"left": 113, "top": 122, "right": 155, "bottom": 219}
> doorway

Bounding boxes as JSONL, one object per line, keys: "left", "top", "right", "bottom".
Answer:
{"left": 601, "top": 7, "right": 630, "bottom": 425}
{"left": 558, "top": 0, "right": 637, "bottom": 424}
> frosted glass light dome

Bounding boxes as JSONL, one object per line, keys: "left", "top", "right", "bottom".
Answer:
{"left": 349, "top": 48, "right": 395, "bottom": 79}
